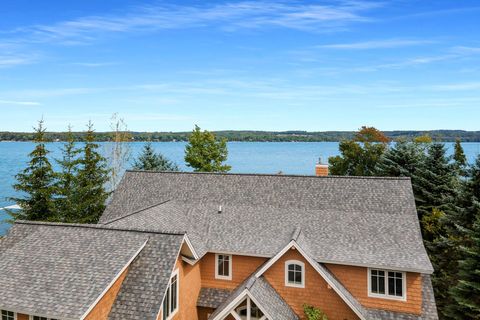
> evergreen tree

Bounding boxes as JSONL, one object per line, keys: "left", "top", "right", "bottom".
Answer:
{"left": 329, "top": 126, "right": 388, "bottom": 176}
{"left": 453, "top": 138, "right": 467, "bottom": 175}
{"left": 9, "top": 120, "right": 56, "bottom": 221}
{"left": 375, "top": 140, "right": 425, "bottom": 178}
{"left": 55, "top": 127, "right": 80, "bottom": 222}
{"left": 414, "top": 143, "right": 457, "bottom": 226}
{"left": 413, "top": 143, "right": 459, "bottom": 317}
{"left": 444, "top": 155, "right": 480, "bottom": 318}
{"left": 133, "top": 142, "right": 179, "bottom": 171}
{"left": 448, "top": 214, "right": 480, "bottom": 319}
{"left": 185, "top": 125, "right": 231, "bottom": 172}
{"left": 72, "top": 122, "right": 110, "bottom": 223}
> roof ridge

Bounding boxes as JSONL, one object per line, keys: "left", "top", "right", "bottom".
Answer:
{"left": 14, "top": 220, "right": 186, "bottom": 236}
{"left": 102, "top": 199, "right": 171, "bottom": 225}
{"left": 125, "top": 170, "right": 411, "bottom": 181}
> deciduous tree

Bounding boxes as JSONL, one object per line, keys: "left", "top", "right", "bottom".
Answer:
{"left": 185, "top": 125, "right": 231, "bottom": 172}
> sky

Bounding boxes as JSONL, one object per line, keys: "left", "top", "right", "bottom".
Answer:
{"left": 0, "top": 0, "right": 479, "bottom": 132}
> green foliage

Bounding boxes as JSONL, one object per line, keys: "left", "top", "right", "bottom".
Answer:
{"left": 132, "top": 142, "right": 179, "bottom": 171}
{"left": 329, "top": 127, "right": 388, "bottom": 176}
{"left": 376, "top": 140, "right": 425, "bottom": 178}
{"left": 9, "top": 120, "right": 56, "bottom": 221}
{"left": 303, "top": 304, "right": 328, "bottom": 320}
{"left": 71, "top": 122, "right": 110, "bottom": 223}
{"left": 447, "top": 214, "right": 480, "bottom": 319}
{"left": 54, "top": 127, "right": 80, "bottom": 222}
{"left": 185, "top": 125, "right": 231, "bottom": 172}
{"left": 3, "top": 129, "right": 480, "bottom": 142}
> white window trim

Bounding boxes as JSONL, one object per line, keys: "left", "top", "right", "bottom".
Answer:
{"left": 164, "top": 268, "right": 180, "bottom": 320}
{"left": 29, "top": 316, "right": 58, "bottom": 320}
{"left": 284, "top": 260, "right": 305, "bottom": 288}
{"left": 1, "top": 310, "right": 17, "bottom": 320}
{"left": 215, "top": 253, "right": 233, "bottom": 280}
{"left": 367, "top": 268, "right": 407, "bottom": 301}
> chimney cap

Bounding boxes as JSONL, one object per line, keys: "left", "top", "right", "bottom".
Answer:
{"left": 218, "top": 205, "right": 222, "bottom": 214}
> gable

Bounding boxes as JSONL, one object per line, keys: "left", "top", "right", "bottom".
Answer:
{"left": 262, "top": 247, "right": 361, "bottom": 320}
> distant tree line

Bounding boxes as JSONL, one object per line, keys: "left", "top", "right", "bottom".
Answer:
{"left": 329, "top": 127, "right": 480, "bottom": 319}
{"left": 3, "top": 129, "right": 480, "bottom": 142}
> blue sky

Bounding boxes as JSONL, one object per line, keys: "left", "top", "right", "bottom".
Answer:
{"left": 1, "top": 0, "right": 479, "bottom": 132}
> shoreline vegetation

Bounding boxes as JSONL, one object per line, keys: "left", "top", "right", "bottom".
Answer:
{"left": 1, "top": 129, "right": 480, "bottom": 142}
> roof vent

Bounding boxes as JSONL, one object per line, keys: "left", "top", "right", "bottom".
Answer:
{"left": 218, "top": 205, "right": 222, "bottom": 214}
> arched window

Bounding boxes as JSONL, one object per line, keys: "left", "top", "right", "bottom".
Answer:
{"left": 285, "top": 260, "right": 305, "bottom": 288}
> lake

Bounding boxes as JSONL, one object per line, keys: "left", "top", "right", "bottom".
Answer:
{"left": 1, "top": 141, "right": 480, "bottom": 235}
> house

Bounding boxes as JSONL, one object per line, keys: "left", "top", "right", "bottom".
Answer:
{"left": 0, "top": 170, "right": 438, "bottom": 320}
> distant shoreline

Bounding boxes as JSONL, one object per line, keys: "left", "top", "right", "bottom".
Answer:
{"left": 1, "top": 130, "right": 480, "bottom": 142}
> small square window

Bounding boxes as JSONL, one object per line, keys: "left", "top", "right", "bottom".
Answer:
{"left": 1, "top": 310, "right": 14, "bottom": 320}
{"left": 369, "top": 269, "right": 405, "bottom": 300}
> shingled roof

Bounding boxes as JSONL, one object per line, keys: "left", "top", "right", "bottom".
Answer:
{"left": 102, "top": 171, "right": 433, "bottom": 273}
{"left": 0, "top": 221, "right": 184, "bottom": 320}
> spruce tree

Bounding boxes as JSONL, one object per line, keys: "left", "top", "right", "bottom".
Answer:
{"left": 9, "top": 120, "right": 56, "bottom": 221}
{"left": 185, "top": 125, "right": 231, "bottom": 172}
{"left": 55, "top": 127, "right": 80, "bottom": 222}
{"left": 448, "top": 214, "right": 480, "bottom": 319}
{"left": 414, "top": 143, "right": 459, "bottom": 318}
{"left": 444, "top": 155, "right": 480, "bottom": 318}
{"left": 375, "top": 140, "right": 425, "bottom": 178}
{"left": 453, "top": 138, "right": 467, "bottom": 175}
{"left": 73, "top": 122, "right": 110, "bottom": 223}
{"left": 132, "top": 142, "right": 179, "bottom": 171}
{"left": 414, "top": 143, "right": 457, "bottom": 226}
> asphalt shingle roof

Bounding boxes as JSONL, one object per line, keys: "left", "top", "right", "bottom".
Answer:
{"left": 102, "top": 171, "right": 433, "bottom": 273}
{"left": 197, "top": 288, "right": 232, "bottom": 309}
{"left": 0, "top": 221, "right": 183, "bottom": 320}
{"left": 208, "top": 275, "right": 298, "bottom": 320}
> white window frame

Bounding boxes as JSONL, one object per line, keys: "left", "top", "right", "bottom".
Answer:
{"left": 1, "top": 310, "right": 16, "bottom": 320}
{"left": 367, "top": 268, "right": 407, "bottom": 301}
{"left": 29, "top": 316, "right": 58, "bottom": 320}
{"left": 284, "top": 260, "right": 305, "bottom": 288}
{"left": 163, "top": 268, "right": 180, "bottom": 320}
{"left": 215, "top": 253, "right": 233, "bottom": 280}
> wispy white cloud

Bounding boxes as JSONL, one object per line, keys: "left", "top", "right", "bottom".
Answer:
{"left": 318, "top": 38, "right": 434, "bottom": 49}
{"left": 0, "top": 55, "right": 35, "bottom": 68}
{"left": 0, "top": 100, "right": 41, "bottom": 106}
{"left": 6, "top": 1, "right": 382, "bottom": 46}
{"left": 71, "top": 62, "right": 119, "bottom": 67}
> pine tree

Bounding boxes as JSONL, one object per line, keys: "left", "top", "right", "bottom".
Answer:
{"left": 185, "top": 125, "right": 231, "bottom": 172}
{"left": 448, "top": 214, "right": 480, "bottom": 319}
{"left": 132, "top": 142, "right": 179, "bottom": 171}
{"left": 375, "top": 140, "right": 425, "bottom": 178}
{"left": 55, "top": 126, "right": 80, "bottom": 222}
{"left": 9, "top": 120, "right": 56, "bottom": 221}
{"left": 73, "top": 122, "right": 110, "bottom": 223}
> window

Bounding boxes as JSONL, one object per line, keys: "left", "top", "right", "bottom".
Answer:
{"left": 162, "top": 269, "right": 179, "bottom": 320}
{"left": 215, "top": 254, "right": 232, "bottom": 280}
{"left": 368, "top": 269, "right": 406, "bottom": 300}
{"left": 30, "top": 317, "right": 58, "bottom": 320}
{"left": 285, "top": 260, "right": 305, "bottom": 288}
{"left": 1, "top": 310, "right": 15, "bottom": 320}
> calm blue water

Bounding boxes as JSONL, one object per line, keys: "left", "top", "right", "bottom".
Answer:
{"left": 1, "top": 141, "right": 480, "bottom": 235}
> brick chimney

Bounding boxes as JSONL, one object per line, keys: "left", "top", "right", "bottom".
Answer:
{"left": 315, "top": 157, "right": 329, "bottom": 176}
